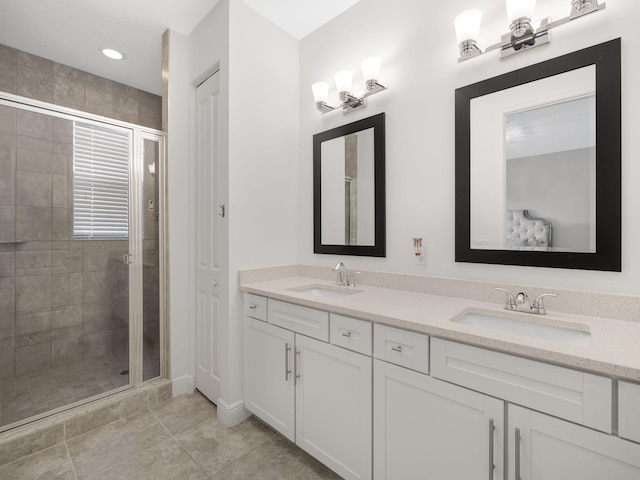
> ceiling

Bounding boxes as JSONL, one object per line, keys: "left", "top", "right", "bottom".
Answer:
{"left": 506, "top": 96, "right": 595, "bottom": 160}
{"left": 0, "top": 0, "right": 360, "bottom": 96}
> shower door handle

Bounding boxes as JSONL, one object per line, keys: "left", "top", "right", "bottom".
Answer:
{"left": 122, "top": 254, "right": 133, "bottom": 265}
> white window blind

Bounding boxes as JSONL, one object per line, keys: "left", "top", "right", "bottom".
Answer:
{"left": 73, "top": 122, "right": 130, "bottom": 240}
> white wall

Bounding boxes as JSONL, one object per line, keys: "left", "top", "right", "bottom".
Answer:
{"left": 298, "top": 0, "right": 640, "bottom": 294}
{"left": 167, "top": 0, "right": 299, "bottom": 407}
{"left": 227, "top": 0, "right": 300, "bottom": 409}
{"left": 166, "top": 29, "right": 192, "bottom": 392}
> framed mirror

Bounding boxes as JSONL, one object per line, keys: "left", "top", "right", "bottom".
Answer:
{"left": 314, "top": 113, "right": 386, "bottom": 256}
{"left": 455, "top": 39, "right": 621, "bottom": 271}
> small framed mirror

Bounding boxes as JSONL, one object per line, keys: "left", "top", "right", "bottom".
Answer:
{"left": 314, "top": 113, "right": 386, "bottom": 256}
{"left": 455, "top": 39, "right": 621, "bottom": 271}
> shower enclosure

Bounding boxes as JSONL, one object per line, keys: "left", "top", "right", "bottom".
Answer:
{"left": 0, "top": 97, "right": 165, "bottom": 430}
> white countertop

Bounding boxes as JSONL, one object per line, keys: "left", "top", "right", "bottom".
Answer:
{"left": 241, "top": 276, "right": 640, "bottom": 382}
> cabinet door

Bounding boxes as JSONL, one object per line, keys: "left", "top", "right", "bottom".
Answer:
{"left": 374, "top": 359, "right": 504, "bottom": 480}
{"left": 508, "top": 404, "right": 640, "bottom": 480}
{"left": 243, "top": 317, "right": 295, "bottom": 441}
{"left": 295, "top": 335, "right": 372, "bottom": 480}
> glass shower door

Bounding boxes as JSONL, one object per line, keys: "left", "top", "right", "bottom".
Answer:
{"left": 0, "top": 107, "right": 135, "bottom": 429}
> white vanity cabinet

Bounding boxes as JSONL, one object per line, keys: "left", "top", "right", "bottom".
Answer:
{"left": 373, "top": 359, "right": 504, "bottom": 480}
{"left": 244, "top": 289, "right": 640, "bottom": 480}
{"left": 295, "top": 333, "right": 372, "bottom": 480}
{"left": 429, "top": 338, "right": 640, "bottom": 480}
{"left": 244, "top": 317, "right": 295, "bottom": 441}
{"left": 508, "top": 404, "right": 640, "bottom": 480}
{"left": 619, "top": 381, "right": 640, "bottom": 444}
{"left": 243, "top": 296, "right": 373, "bottom": 480}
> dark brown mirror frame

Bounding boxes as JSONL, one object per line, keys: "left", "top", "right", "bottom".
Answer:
{"left": 313, "top": 113, "right": 386, "bottom": 257}
{"left": 455, "top": 39, "right": 621, "bottom": 271}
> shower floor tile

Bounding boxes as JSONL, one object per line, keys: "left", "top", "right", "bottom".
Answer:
{"left": 0, "top": 353, "right": 130, "bottom": 428}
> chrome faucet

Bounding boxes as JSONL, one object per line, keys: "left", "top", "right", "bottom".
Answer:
{"left": 494, "top": 287, "right": 558, "bottom": 315}
{"left": 333, "top": 262, "right": 360, "bottom": 287}
{"left": 334, "top": 262, "right": 347, "bottom": 285}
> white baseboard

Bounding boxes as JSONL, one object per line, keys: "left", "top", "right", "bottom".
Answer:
{"left": 217, "top": 398, "right": 251, "bottom": 427}
{"left": 171, "top": 375, "right": 195, "bottom": 397}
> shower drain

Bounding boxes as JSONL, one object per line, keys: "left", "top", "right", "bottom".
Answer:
{"left": 120, "top": 369, "right": 129, "bottom": 375}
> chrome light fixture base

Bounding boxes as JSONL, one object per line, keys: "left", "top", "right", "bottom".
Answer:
{"left": 456, "top": 1, "right": 606, "bottom": 63}
{"left": 458, "top": 40, "right": 482, "bottom": 62}
{"left": 315, "top": 101, "right": 335, "bottom": 114}
{"left": 500, "top": 18, "right": 550, "bottom": 58}
{"left": 570, "top": 0, "right": 604, "bottom": 19}
{"left": 316, "top": 83, "right": 388, "bottom": 115}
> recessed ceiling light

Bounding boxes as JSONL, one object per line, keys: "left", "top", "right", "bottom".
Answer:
{"left": 100, "top": 48, "right": 126, "bottom": 60}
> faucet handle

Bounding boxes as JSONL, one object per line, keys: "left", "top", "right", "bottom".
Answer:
{"left": 347, "top": 271, "right": 361, "bottom": 287}
{"left": 532, "top": 293, "right": 559, "bottom": 315}
{"left": 494, "top": 287, "right": 517, "bottom": 310}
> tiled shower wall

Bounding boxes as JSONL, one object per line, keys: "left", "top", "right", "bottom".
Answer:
{"left": 0, "top": 43, "right": 161, "bottom": 378}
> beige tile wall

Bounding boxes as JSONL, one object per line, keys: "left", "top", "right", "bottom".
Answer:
{"left": 0, "top": 43, "right": 162, "bottom": 377}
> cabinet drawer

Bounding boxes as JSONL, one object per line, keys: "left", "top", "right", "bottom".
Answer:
{"left": 430, "top": 338, "right": 612, "bottom": 433}
{"left": 330, "top": 314, "right": 372, "bottom": 356}
{"left": 619, "top": 381, "right": 640, "bottom": 444}
{"left": 244, "top": 294, "right": 267, "bottom": 321}
{"left": 268, "top": 299, "right": 329, "bottom": 341}
{"left": 373, "top": 324, "right": 429, "bottom": 374}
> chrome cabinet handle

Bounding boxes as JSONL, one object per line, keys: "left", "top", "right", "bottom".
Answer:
{"left": 284, "top": 343, "right": 292, "bottom": 381}
{"left": 218, "top": 204, "right": 225, "bottom": 218}
{"left": 294, "top": 348, "right": 300, "bottom": 385}
{"left": 341, "top": 331, "right": 352, "bottom": 337}
{"left": 391, "top": 345, "right": 403, "bottom": 352}
{"left": 488, "top": 418, "right": 495, "bottom": 480}
{"left": 515, "top": 428, "right": 521, "bottom": 480}
{"left": 249, "top": 304, "right": 257, "bottom": 310}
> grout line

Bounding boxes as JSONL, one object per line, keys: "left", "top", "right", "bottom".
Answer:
{"left": 147, "top": 400, "right": 214, "bottom": 479}
{"left": 63, "top": 439, "right": 80, "bottom": 480}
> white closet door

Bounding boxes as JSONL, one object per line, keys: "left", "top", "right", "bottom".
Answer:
{"left": 194, "top": 71, "right": 225, "bottom": 402}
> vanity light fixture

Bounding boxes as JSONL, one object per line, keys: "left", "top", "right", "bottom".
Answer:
{"left": 454, "top": 0, "right": 606, "bottom": 62}
{"left": 312, "top": 56, "right": 388, "bottom": 114}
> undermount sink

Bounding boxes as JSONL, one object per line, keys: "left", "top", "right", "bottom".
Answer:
{"left": 289, "top": 284, "right": 362, "bottom": 300}
{"left": 453, "top": 310, "right": 592, "bottom": 347}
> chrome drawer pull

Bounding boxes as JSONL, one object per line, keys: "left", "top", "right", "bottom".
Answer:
{"left": 489, "top": 418, "right": 495, "bottom": 479}
{"left": 515, "top": 428, "right": 521, "bottom": 480}
{"left": 249, "top": 304, "right": 257, "bottom": 310}
{"left": 284, "top": 343, "right": 292, "bottom": 381}
{"left": 341, "top": 331, "right": 352, "bottom": 337}
{"left": 391, "top": 345, "right": 403, "bottom": 352}
{"left": 294, "top": 349, "right": 301, "bottom": 385}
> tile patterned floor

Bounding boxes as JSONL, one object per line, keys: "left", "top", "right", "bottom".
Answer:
{"left": 0, "top": 392, "right": 344, "bottom": 479}
{"left": 0, "top": 353, "right": 129, "bottom": 428}
{"left": 1, "top": 347, "right": 161, "bottom": 429}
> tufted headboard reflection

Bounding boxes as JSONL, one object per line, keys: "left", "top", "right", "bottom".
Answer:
{"left": 506, "top": 210, "right": 552, "bottom": 249}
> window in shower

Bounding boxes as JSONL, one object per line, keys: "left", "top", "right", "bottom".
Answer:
{"left": 72, "top": 122, "right": 131, "bottom": 240}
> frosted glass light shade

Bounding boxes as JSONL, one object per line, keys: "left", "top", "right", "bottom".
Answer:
{"left": 361, "top": 57, "right": 381, "bottom": 82}
{"left": 454, "top": 9, "right": 483, "bottom": 44}
{"left": 312, "top": 82, "right": 329, "bottom": 103}
{"left": 334, "top": 70, "right": 353, "bottom": 93}
{"left": 506, "top": 0, "right": 536, "bottom": 22}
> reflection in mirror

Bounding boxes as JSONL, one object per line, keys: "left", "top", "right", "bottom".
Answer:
{"left": 456, "top": 39, "right": 621, "bottom": 271}
{"left": 320, "top": 128, "right": 375, "bottom": 246}
{"left": 314, "top": 113, "right": 385, "bottom": 257}
{"left": 505, "top": 96, "right": 596, "bottom": 252}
